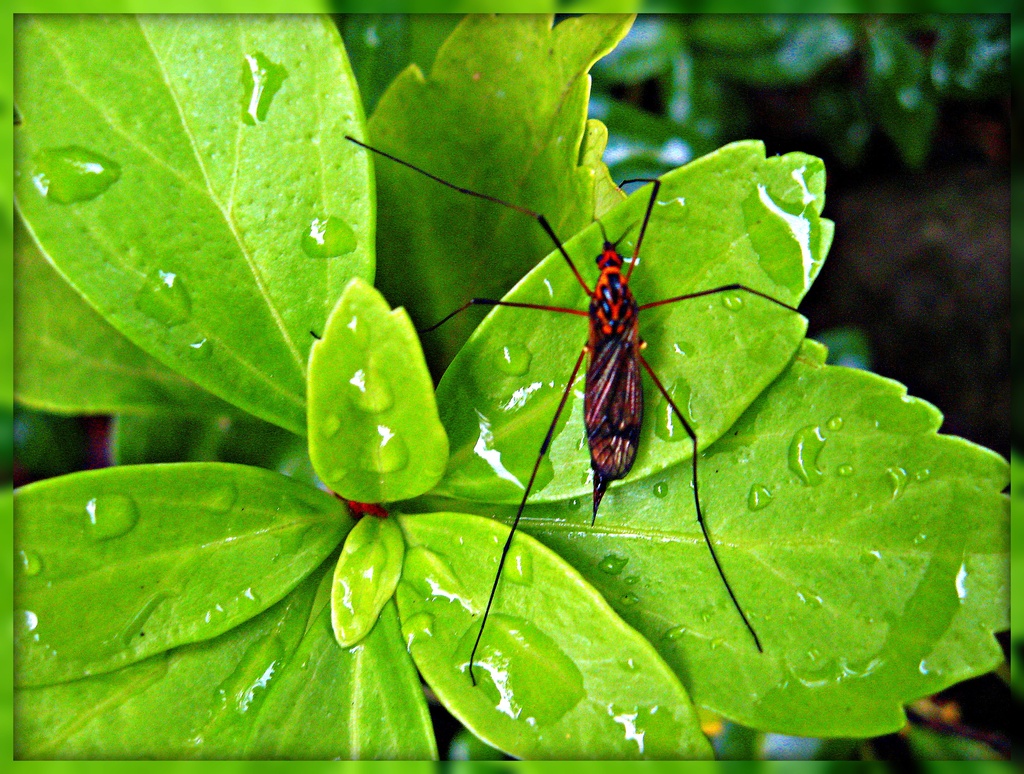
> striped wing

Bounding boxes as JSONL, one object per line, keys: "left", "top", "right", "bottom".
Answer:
{"left": 584, "top": 333, "right": 643, "bottom": 481}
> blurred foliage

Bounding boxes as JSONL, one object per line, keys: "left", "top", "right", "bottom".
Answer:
{"left": 589, "top": 14, "right": 1009, "bottom": 179}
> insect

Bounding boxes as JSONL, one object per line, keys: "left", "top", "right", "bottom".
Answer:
{"left": 347, "top": 135, "right": 799, "bottom": 684}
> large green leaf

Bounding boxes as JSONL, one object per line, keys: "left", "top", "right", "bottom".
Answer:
{"left": 433, "top": 141, "right": 829, "bottom": 504}
{"left": 415, "top": 341, "right": 1009, "bottom": 738}
{"left": 395, "top": 512, "right": 713, "bottom": 760}
{"left": 14, "top": 463, "right": 350, "bottom": 687}
{"left": 247, "top": 600, "right": 436, "bottom": 759}
{"left": 308, "top": 278, "right": 448, "bottom": 503}
{"left": 15, "top": 213, "right": 237, "bottom": 416}
{"left": 15, "top": 559, "right": 323, "bottom": 758}
{"left": 13, "top": 15, "right": 372, "bottom": 434}
{"left": 368, "top": 14, "right": 632, "bottom": 372}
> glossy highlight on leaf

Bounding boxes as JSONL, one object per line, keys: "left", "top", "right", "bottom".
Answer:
{"left": 14, "top": 463, "right": 351, "bottom": 687}
{"left": 395, "top": 512, "right": 712, "bottom": 759}
{"left": 434, "top": 141, "right": 828, "bottom": 504}
{"left": 308, "top": 278, "right": 448, "bottom": 503}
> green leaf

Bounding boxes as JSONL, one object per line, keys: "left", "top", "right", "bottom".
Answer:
{"left": 247, "top": 600, "right": 437, "bottom": 759}
{"left": 930, "top": 16, "right": 1010, "bottom": 100}
{"left": 110, "top": 412, "right": 312, "bottom": 482}
{"left": 394, "top": 511, "right": 713, "bottom": 760}
{"left": 14, "top": 213, "right": 237, "bottom": 416}
{"left": 308, "top": 278, "right": 448, "bottom": 503}
{"left": 694, "top": 16, "right": 856, "bottom": 87}
{"left": 15, "top": 560, "right": 323, "bottom": 758}
{"left": 331, "top": 515, "right": 405, "bottom": 647}
{"left": 427, "top": 341, "right": 1009, "bottom": 738}
{"left": 579, "top": 118, "right": 625, "bottom": 220}
{"left": 433, "top": 141, "right": 828, "bottom": 504}
{"left": 13, "top": 15, "right": 373, "bottom": 434}
{"left": 1011, "top": 453, "right": 1023, "bottom": 700}
{"left": 14, "top": 462, "right": 351, "bottom": 687}
{"left": 864, "top": 24, "right": 939, "bottom": 168}
{"left": 368, "top": 14, "right": 633, "bottom": 372}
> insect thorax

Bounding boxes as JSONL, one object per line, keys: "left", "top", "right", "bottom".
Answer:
{"left": 590, "top": 268, "right": 637, "bottom": 337}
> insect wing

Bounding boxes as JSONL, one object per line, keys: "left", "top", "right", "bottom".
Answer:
{"left": 584, "top": 334, "right": 643, "bottom": 481}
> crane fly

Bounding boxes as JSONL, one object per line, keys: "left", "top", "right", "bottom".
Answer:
{"left": 347, "top": 135, "right": 799, "bottom": 685}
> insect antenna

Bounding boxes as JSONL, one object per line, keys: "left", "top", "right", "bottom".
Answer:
{"left": 467, "top": 346, "right": 589, "bottom": 685}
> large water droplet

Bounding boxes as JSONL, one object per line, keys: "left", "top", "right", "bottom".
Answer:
{"left": 838, "top": 464, "right": 854, "bottom": 477}
{"left": 186, "top": 337, "right": 213, "bottom": 361}
{"left": 206, "top": 484, "right": 238, "bottom": 514}
{"left": 495, "top": 344, "right": 532, "bottom": 376}
{"left": 361, "top": 425, "right": 408, "bottom": 474}
{"left": 301, "top": 216, "right": 356, "bottom": 258}
{"left": 457, "top": 614, "right": 585, "bottom": 726}
{"left": 33, "top": 146, "right": 121, "bottom": 204}
{"left": 403, "top": 546, "right": 474, "bottom": 612}
{"left": 85, "top": 494, "right": 140, "bottom": 540}
{"left": 215, "top": 635, "right": 285, "bottom": 717}
{"left": 788, "top": 425, "right": 826, "bottom": 486}
{"left": 348, "top": 368, "right": 394, "bottom": 413}
{"left": 18, "top": 549, "right": 43, "bottom": 577}
{"left": 620, "top": 592, "right": 640, "bottom": 606}
{"left": 118, "top": 592, "right": 170, "bottom": 647}
{"left": 241, "top": 52, "right": 288, "bottom": 125}
{"left": 321, "top": 413, "right": 342, "bottom": 438}
{"left": 886, "top": 466, "right": 908, "bottom": 499}
{"left": 344, "top": 314, "right": 370, "bottom": 350}
{"left": 721, "top": 294, "right": 744, "bottom": 311}
{"left": 652, "top": 481, "right": 668, "bottom": 498}
{"left": 826, "top": 415, "right": 844, "bottom": 431}
{"left": 401, "top": 611, "right": 434, "bottom": 650}
{"left": 654, "top": 380, "right": 693, "bottom": 442}
{"left": 747, "top": 484, "right": 773, "bottom": 511}
{"left": 598, "top": 554, "right": 628, "bottom": 575}
{"left": 663, "top": 624, "right": 687, "bottom": 641}
{"left": 135, "top": 270, "right": 192, "bottom": 327}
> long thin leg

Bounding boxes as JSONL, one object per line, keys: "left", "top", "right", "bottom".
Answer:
{"left": 639, "top": 283, "right": 800, "bottom": 313}
{"left": 420, "top": 298, "right": 588, "bottom": 334}
{"left": 619, "top": 178, "right": 660, "bottom": 284}
{"left": 468, "top": 345, "right": 589, "bottom": 685}
{"left": 347, "top": 136, "right": 592, "bottom": 296}
{"left": 639, "top": 355, "right": 764, "bottom": 653}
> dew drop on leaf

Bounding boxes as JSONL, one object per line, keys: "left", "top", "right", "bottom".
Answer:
{"left": 495, "top": 343, "right": 532, "bottom": 376}
{"left": 348, "top": 368, "right": 394, "bottom": 413}
{"left": 838, "top": 463, "right": 854, "bottom": 477}
{"left": 401, "top": 611, "right": 434, "bottom": 650}
{"left": 85, "top": 494, "right": 140, "bottom": 540}
{"left": 826, "top": 415, "right": 844, "bottom": 431}
{"left": 886, "top": 466, "right": 908, "bottom": 499}
{"left": 721, "top": 294, "right": 744, "bottom": 311}
{"left": 620, "top": 592, "right": 640, "bottom": 606}
{"left": 747, "top": 483, "right": 773, "bottom": 511}
{"left": 187, "top": 337, "right": 213, "bottom": 360}
{"left": 652, "top": 481, "right": 668, "bottom": 498}
{"left": 32, "top": 146, "right": 121, "bottom": 204}
{"left": 788, "top": 425, "right": 826, "bottom": 485}
{"left": 321, "top": 413, "right": 342, "bottom": 438}
{"left": 663, "top": 624, "right": 686, "bottom": 641}
{"left": 135, "top": 270, "right": 192, "bottom": 327}
{"left": 206, "top": 484, "right": 238, "bottom": 514}
{"left": 914, "top": 468, "right": 931, "bottom": 482}
{"left": 597, "top": 554, "right": 628, "bottom": 575}
{"left": 301, "top": 215, "right": 357, "bottom": 258}
{"left": 18, "top": 549, "right": 43, "bottom": 577}
{"left": 361, "top": 426, "right": 408, "bottom": 474}
{"left": 506, "top": 545, "right": 533, "bottom": 585}
{"left": 241, "top": 52, "right": 288, "bottom": 125}
{"left": 654, "top": 380, "right": 693, "bottom": 442}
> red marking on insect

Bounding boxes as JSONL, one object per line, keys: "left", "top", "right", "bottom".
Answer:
{"left": 345, "top": 135, "right": 801, "bottom": 687}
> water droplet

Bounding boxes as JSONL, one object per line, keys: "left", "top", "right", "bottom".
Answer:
{"left": 913, "top": 532, "right": 929, "bottom": 545}
{"left": 118, "top": 592, "right": 170, "bottom": 647}
{"left": 664, "top": 624, "right": 687, "bottom": 641}
{"left": 135, "top": 270, "right": 192, "bottom": 327}
{"left": 788, "top": 425, "right": 826, "bottom": 486}
{"left": 403, "top": 546, "right": 473, "bottom": 612}
{"left": 32, "top": 146, "right": 121, "bottom": 204}
{"left": 709, "top": 638, "right": 724, "bottom": 650}
{"left": 18, "top": 549, "right": 43, "bottom": 577}
{"left": 214, "top": 635, "right": 285, "bottom": 718}
{"left": 791, "top": 653, "right": 837, "bottom": 687}
{"left": 598, "top": 554, "right": 628, "bottom": 575}
{"left": 914, "top": 468, "right": 931, "bottom": 482}
{"left": 506, "top": 546, "right": 533, "bottom": 585}
{"left": 826, "top": 415, "right": 844, "bottom": 431}
{"left": 401, "top": 611, "right": 434, "bottom": 650}
{"left": 699, "top": 606, "right": 715, "bottom": 623}
{"left": 344, "top": 314, "right": 370, "bottom": 349}
{"left": 747, "top": 484, "right": 773, "bottom": 511}
{"left": 301, "top": 215, "right": 356, "bottom": 258}
{"left": 955, "top": 562, "right": 968, "bottom": 601}
{"left": 795, "top": 587, "right": 823, "bottom": 608}
{"left": 187, "top": 337, "right": 213, "bottom": 360}
{"left": 360, "top": 426, "right": 408, "bottom": 474}
{"left": 321, "top": 413, "right": 342, "bottom": 438}
{"left": 859, "top": 549, "right": 883, "bottom": 566}
{"left": 654, "top": 380, "right": 693, "bottom": 442}
{"left": 652, "top": 481, "right": 668, "bottom": 498}
{"left": 918, "top": 658, "right": 931, "bottom": 675}
{"left": 348, "top": 368, "right": 394, "bottom": 413}
{"left": 624, "top": 575, "right": 639, "bottom": 585}
{"left": 722, "top": 294, "right": 744, "bottom": 311}
{"left": 20, "top": 609, "right": 39, "bottom": 634}
{"left": 838, "top": 464, "right": 854, "bottom": 477}
{"left": 206, "top": 484, "right": 238, "bottom": 514}
{"left": 886, "top": 466, "right": 908, "bottom": 499}
{"left": 495, "top": 343, "right": 532, "bottom": 376}
{"left": 457, "top": 614, "right": 584, "bottom": 726}
{"left": 85, "top": 494, "right": 140, "bottom": 540}
{"left": 566, "top": 497, "right": 582, "bottom": 511}
{"left": 241, "top": 52, "right": 288, "bottom": 125}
